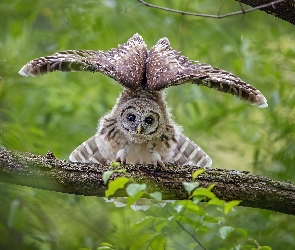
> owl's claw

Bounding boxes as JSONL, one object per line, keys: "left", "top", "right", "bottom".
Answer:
{"left": 115, "top": 149, "right": 128, "bottom": 166}
{"left": 115, "top": 157, "right": 126, "bottom": 166}
{"left": 151, "top": 159, "right": 165, "bottom": 168}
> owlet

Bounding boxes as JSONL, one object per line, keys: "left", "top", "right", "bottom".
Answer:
{"left": 19, "top": 34, "right": 267, "bottom": 167}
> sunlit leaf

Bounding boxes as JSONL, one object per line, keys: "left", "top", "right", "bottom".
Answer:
{"left": 203, "top": 215, "right": 224, "bottom": 223}
{"left": 260, "top": 246, "right": 272, "bottom": 250}
{"left": 149, "top": 234, "right": 167, "bottom": 249}
{"left": 105, "top": 177, "right": 129, "bottom": 198}
{"left": 101, "top": 242, "right": 114, "bottom": 247}
{"left": 235, "top": 228, "right": 248, "bottom": 238}
{"left": 150, "top": 192, "right": 162, "bottom": 202}
{"left": 192, "top": 188, "right": 216, "bottom": 199}
{"left": 183, "top": 181, "right": 199, "bottom": 195}
{"left": 242, "top": 245, "right": 256, "bottom": 250}
{"left": 188, "top": 242, "right": 199, "bottom": 250}
{"left": 207, "top": 198, "right": 225, "bottom": 207}
{"left": 126, "top": 191, "right": 145, "bottom": 207}
{"left": 192, "top": 169, "right": 205, "bottom": 180}
{"left": 173, "top": 203, "right": 185, "bottom": 213}
{"left": 196, "top": 226, "right": 209, "bottom": 234}
{"left": 110, "top": 161, "right": 121, "bottom": 167}
{"left": 102, "top": 171, "right": 114, "bottom": 184}
{"left": 130, "top": 233, "right": 156, "bottom": 250}
{"left": 154, "top": 217, "right": 167, "bottom": 232}
{"left": 218, "top": 226, "right": 235, "bottom": 239}
{"left": 126, "top": 183, "right": 146, "bottom": 197}
{"left": 224, "top": 200, "right": 241, "bottom": 215}
{"left": 133, "top": 216, "right": 154, "bottom": 231}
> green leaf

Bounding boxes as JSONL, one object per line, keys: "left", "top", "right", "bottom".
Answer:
{"left": 149, "top": 235, "right": 167, "bottom": 249}
{"left": 203, "top": 215, "right": 224, "bottom": 223}
{"left": 218, "top": 226, "right": 235, "bottom": 239}
{"left": 183, "top": 181, "right": 199, "bottom": 195}
{"left": 126, "top": 183, "right": 146, "bottom": 197}
{"left": 110, "top": 161, "right": 121, "bottom": 167}
{"left": 130, "top": 233, "right": 156, "bottom": 250}
{"left": 235, "top": 228, "right": 248, "bottom": 238}
{"left": 154, "top": 218, "right": 167, "bottom": 232}
{"left": 192, "top": 188, "right": 216, "bottom": 200}
{"left": 96, "top": 247, "right": 113, "bottom": 250}
{"left": 102, "top": 171, "right": 114, "bottom": 184}
{"left": 150, "top": 192, "right": 162, "bottom": 202}
{"left": 105, "top": 177, "right": 129, "bottom": 198}
{"left": 207, "top": 198, "right": 225, "bottom": 207}
{"left": 260, "top": 246, "right": 272, "bottom": 250}
{"left": 224, "top": 200, "right": 241, "bottom": 215}
{"left": 188, "top": 243, "right": 199, "bottom": 250}
{"left": 174, "top": 200, "right": 206, "bottom": 216}
{"left": 196, "top": 226, "right": 209, "bottom": 234}
{"left": 101, "top": 242, "right": 114, "bottom": 247}
{"left": 192, "top": 169, "right": 205, "bottom": 180}
{"left": 126, "top": 191, "right": 145, "bottom": 207}
{"left": 207, "top": 184, "right": 216, "bottom": 191}
{"left": 173, "top": 203, "right": 185, "bottom": 213}
{"left": 133, "top": 216, "right": 154, "bottom": 231}
{"left": 242, "top": 245, "right": 256, "bottom": 250}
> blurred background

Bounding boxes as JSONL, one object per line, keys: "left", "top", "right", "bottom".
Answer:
{"left": 0, "top": 0, "right": 294, "bottom": 249}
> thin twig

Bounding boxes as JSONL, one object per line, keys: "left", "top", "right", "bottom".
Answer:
{"left": 138, "top": 0, "right": 286, "bottom": 19}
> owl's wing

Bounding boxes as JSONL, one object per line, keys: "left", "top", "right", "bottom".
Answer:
{"left": 147, "top": 38, "right": 267, "bottom": 108}
{"left": 173, "top": 133, "right": 212, "bottom": 168}
{"left": 69, "top": 134, "right": 107, "bottom": 164}
{"left": 19, "top": 33, "right": 147, "bottom": 89}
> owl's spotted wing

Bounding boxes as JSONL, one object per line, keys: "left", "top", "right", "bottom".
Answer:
{"left": 69, "top": 134, "right": 107, "bottom": 164}
{"left": 19, "top": 33, "right": 147, "bottom": 89}
{"left": 173, "top": 133, "right": 212, "bottom": 168}
{"left": 147, "top": 38, "right": 267, "bottom": 108}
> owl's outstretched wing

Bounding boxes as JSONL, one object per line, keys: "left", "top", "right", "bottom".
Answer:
{"left": 173, "top": 133, "right": 212, "bottom": 168}
{"left": 147, "top": 38, "right": 267, "bottom": 108}
{"left": 69, "top": 134, "right": 108, "bottom": 164}
{"left": 19, "top": 33, "right": 147, "bottom": 90}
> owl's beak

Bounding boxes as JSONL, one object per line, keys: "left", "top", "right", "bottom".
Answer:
{"left": 136, "top": 125, "right": 142, "bottom": 134}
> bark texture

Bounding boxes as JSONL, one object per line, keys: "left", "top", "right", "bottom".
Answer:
{"left": 0, "top": 149, "right": 294, "bottom": 215}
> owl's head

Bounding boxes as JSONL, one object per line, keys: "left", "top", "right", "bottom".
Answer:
{"left": 118, "top": 98, "right": 166, "bottom": 143}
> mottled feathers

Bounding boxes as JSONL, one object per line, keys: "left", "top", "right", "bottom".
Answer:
{"left": 19, "top": 33, "right": 268, "bottom": 108}
{"left": 19, "top": 33, "right": 268, "bottom": 167}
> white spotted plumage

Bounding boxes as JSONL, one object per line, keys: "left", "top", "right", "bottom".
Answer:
{"left": 19, "top": 33, "right": 268, "bottom": 167}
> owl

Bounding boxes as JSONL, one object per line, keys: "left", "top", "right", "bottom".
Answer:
{"left": 19, "top": 34, "right": 267, "bottom": 168}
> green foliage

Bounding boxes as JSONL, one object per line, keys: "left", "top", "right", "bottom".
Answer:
{"left": 105, "top": 177, "right": 129, "bottom": 197}
{"left": 0, "top": 0, "right": 295, "bottom": 249}
{"left": 102, "top": 176, "right": 271, "bottom": 249}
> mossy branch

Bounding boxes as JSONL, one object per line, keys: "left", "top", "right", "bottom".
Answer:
{"left": 0, "top": 149, "right": 294, "bottom": 215}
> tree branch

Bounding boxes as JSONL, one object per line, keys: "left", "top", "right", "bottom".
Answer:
{"left": 138, "top": 0, "right": 295, "bottom": 25}
{"left": 0, "top": 149, "right": 294, "bottom": 215}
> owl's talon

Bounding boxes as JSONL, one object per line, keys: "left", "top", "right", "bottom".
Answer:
{"left": 115, "top": 157, "right": 126, "bottom": 166}
{"left": 151, "top": 160, "right": 165, "bottom": 168}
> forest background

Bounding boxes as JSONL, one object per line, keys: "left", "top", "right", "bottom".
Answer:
{"left": 0, "top": 0, "right": 294, "bottom": 249}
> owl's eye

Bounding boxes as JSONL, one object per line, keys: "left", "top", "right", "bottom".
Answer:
{"left": 145, "top": 116, "right": 154, "bottom": 125}
{"left": 127, "top": 114, "right": 136, "bottom": 122}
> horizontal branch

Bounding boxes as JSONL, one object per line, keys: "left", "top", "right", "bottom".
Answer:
{"left": 0, "top": 149, "right": 294, "bottom": 215}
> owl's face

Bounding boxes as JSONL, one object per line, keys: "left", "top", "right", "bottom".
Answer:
{"left": 118, "top": 98, "right": 165, "bottom": 143}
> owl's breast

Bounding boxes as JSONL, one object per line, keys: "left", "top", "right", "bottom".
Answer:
{"left": 125, "top": 143, "right": 154, "bottom": 164}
